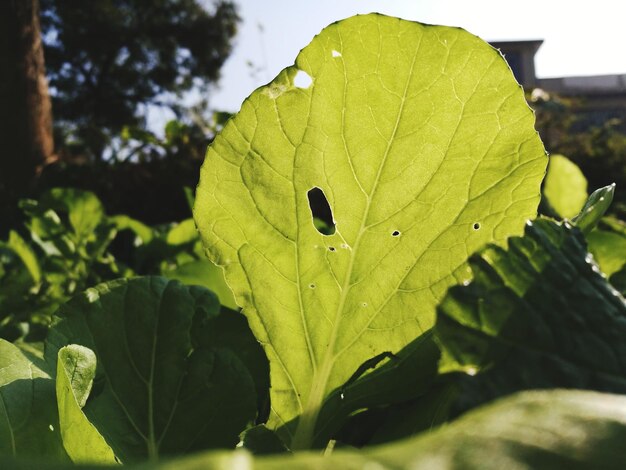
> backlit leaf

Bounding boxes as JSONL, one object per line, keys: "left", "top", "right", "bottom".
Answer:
{"left": 194, "top": 14, "right": 546, "bottom": 448}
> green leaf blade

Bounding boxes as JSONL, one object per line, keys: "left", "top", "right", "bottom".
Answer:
{"left": 195, "top": 14, "right": 547, "bottom": 448}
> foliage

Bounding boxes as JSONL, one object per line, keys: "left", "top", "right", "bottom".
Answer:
{"left": 47, "top": 277, "right": 258, "bottom": 463}
{"left": 436, "top": 219, "right": 626, "bottom": 414}
{"left": 531, "top": 89, "right": 626, "bottom": 219}
{"left": 0, "top": 188, "right": 234, "bottom": 341}
{"left": 0, "top": 13, "right": 626, "bottom": 470}
{"left": 40, "top": 0, "right": 239, "bottom": 159}
{"left": 541, "top": 153, "right": 626, "bottom": 293}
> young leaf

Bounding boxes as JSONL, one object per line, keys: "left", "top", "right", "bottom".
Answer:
{"left": 45, "top": 277, "right": 257, "bottom": 463}
{"left": 0, "top": 339, "right": 68, "bottom": 460}
{"left": 571, "top": 183, "right": 615, "bottom": 234}
{"left": 435, "top": 219, "right": 626, "bottom": 412}
{"left": 56, "top": 345, "right": 117, "bottom": 464}
{"left": 194, "top": 14, "right": 547, "bottom": 448}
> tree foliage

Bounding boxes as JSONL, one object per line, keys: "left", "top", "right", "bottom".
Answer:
{"left": 40, "top": 0, "right": 239, "bottom": 159}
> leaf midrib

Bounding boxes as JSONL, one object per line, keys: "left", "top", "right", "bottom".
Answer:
{"left": 291, "top": 31, "right": 423, "bottom": 449}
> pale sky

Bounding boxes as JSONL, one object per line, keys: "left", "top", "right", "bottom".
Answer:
{"left": 207, "top": 0, "right": 626, "bottom": 112}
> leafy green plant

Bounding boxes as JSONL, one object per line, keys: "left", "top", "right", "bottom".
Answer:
{"left": 1, "top": 13, "right": 626, "bottom": 470}
{"left": 0, "top": 188, "right": 235, "bottom": 341}
{"left": 541, "top": 153, "right": 626, "bottom": 292}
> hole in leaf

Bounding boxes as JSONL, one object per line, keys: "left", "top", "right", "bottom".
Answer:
{"left": 332, "top": 50, "right": 342, "bottom": 58}
{"left": 473, "top": 223, "right": 481, "bottom": 231}
{"left": 329, "top": 246, "right": 336, "bottom": 252}
{"left": 294, "top": 70, "right": 312, "bottom": 89}
{"left": 309, "top": 283, "right": 316, "bottom": 289}
{"left": 307, "top": 187, "right": 335, "bottom": 235}
{"left": 391, "top": 230, "right": 401, "bottom": 237}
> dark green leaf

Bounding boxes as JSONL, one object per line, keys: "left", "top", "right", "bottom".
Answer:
{"left": 240, "top": 425, "right": 288, "bottom": 455}
{"left": 435, "top": 219, "right": 626, "bottom": 412}
{"left": 309, "top": 331, "right": 440, "bottom": 447}
{"left": 45, "top": 277, "right": 257, "bottom": 463}
{"left": 193, "top": 306, "right": 269, "bottom": 422}
{"left": 0, "top": 339, "right": 68, "bottom": 461}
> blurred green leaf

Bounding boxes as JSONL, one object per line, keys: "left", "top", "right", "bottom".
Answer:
{"left": 3, "top": 231, "right": 40, "bottom": 284}
{"left": 165, "top": 219, "right": 197, "bottom": 246}
{"left": 587, "top": 229, "right": 626, "bottom": 277}
{"left": 110, "top": 215, "right": 153, "bottom": 244}
{"left": 164, "top": 260, "right": 237, "bottom": 310}
{"left": 42, "top": 189, "right": 105, "bottom": 241}
{"left": 543, "top": 154, "right": 588, "bottom": 219}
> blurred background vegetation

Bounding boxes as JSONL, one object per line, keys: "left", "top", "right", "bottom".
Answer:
{"left": 1, "top": 0, "right": 239, "bottom": 232}
{"left": 0, "top": 1, "right": 625, "bottom": 339}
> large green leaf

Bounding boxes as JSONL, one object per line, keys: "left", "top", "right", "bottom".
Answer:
{"left": 194, "top": 13, "right": 546, "bottom": 448}
{"left": 0, "top": 339, "right": 68, "bottom": 460}
{"left": 435, "top": 219, "right": 626, "bottom": 412}
{"left": 45, "top": 277, "right": 257, "bottom": 463}
{"left": 56, "top": 345, "right": 117, "bottom": 464}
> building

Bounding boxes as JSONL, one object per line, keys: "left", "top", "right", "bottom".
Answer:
{"left": 491, "top": 40, "right": 626, "bottom": 123}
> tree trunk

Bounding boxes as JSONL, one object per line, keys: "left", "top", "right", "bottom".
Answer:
{"left": 0, "top": 0, "right": 54, "bottom": 201}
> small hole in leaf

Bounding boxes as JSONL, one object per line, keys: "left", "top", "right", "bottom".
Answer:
{"left": 391, "top": 230, "right": 401, "bottom": 237}
{"left": 294, "top": 70, "right": 312, "bottom": 89}
{"left": 332, "top": 50, "right": 342, "bottom": 58}
{"left": 361, "top": 302, "right": 368, "bottom": 307}
{"left": 307, "top": 187, "right": 335, "bottom": 235}
{"left": 329, "top": 246, "right": 336, "bottom": 252}
{"left": 309, "top": 283, "right": 316, "bottom": 289}
{"left": 473, "top": 223, "right": 481, "bottom": 231}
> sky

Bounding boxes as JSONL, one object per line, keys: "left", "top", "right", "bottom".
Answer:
{"left": 206, "top": 0, "right": 626, "bottom": 112}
